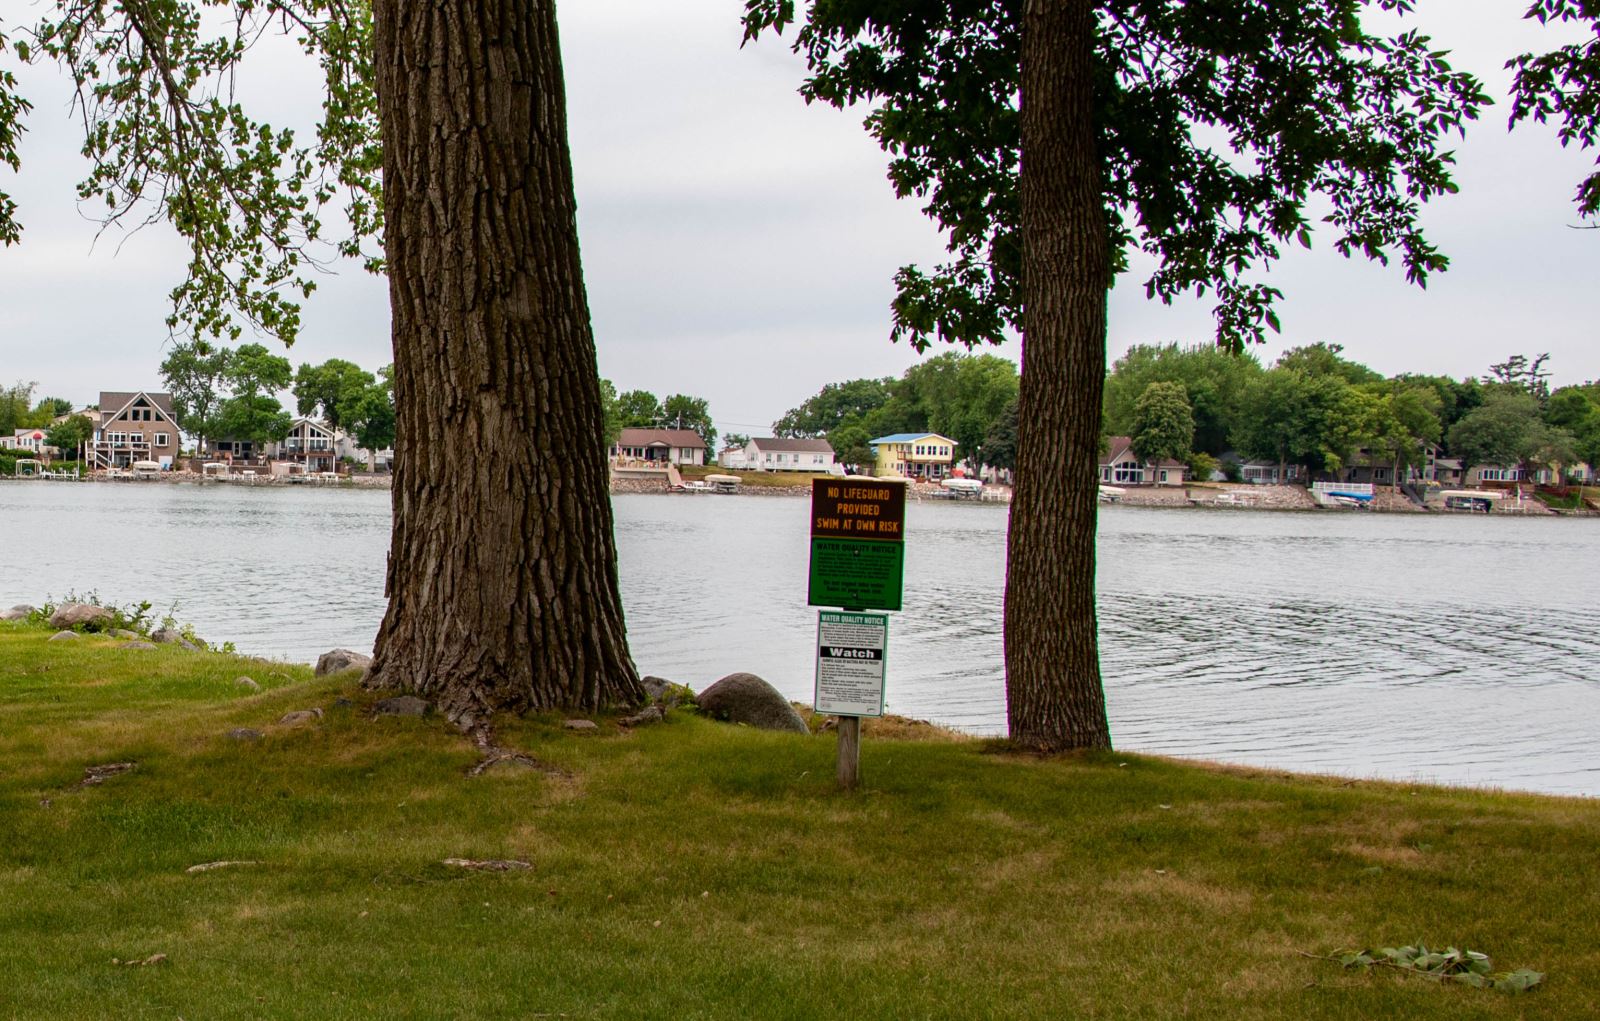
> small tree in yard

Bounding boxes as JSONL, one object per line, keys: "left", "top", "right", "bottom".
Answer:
{"left": 1130, "top": 382, "right": 1193, "bottom": 475}
{"left": 45, "top": 414, "right": 93, "bottom": 461}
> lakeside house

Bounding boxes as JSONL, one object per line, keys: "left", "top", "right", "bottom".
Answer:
{"left": 716, "top": 444, "right": 750, "bottom": 470}
{"left": 725, "top": 437, "right": 839, "bottom": 473}
{"left": 267, "top": 417, "right": 338, "bottom": 473}
{"left": 1, "top": 428, "right": 54, "bottom": 458}
{"left": 612, "top": 428, "right": 707, "bottom": 467}
{"left": 87, "top": 391, "right": 180, "bottom": 469}
{"left": 1218, "top": 450, "right": 1302, "bottom": 485}
{"left": 334, "top": 428, "right": 393, "bottom": 471}
{"left": 205, "top": 437, "right": 264, "bottom": 463}
{"left": 1099, "top": 435, "right": 1188, "bottom": 486}
{"left": 869, "top": 433, "right": 958, "bottom": 480}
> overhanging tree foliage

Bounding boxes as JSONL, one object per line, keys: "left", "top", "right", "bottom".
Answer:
{"left": 1510, "top": 0, "right": 1600, "bottom": 221}
{"left": 3, "top": 1, "right": 642, "bottom": 721}
{"left": 746, "top": 0, "right": 1486, "bottom": 750}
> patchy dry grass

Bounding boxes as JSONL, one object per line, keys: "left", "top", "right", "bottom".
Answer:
{"left": 2, "top": 620, "right": 1598, "bottom": 1019}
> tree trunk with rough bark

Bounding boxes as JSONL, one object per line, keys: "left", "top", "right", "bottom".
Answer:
{"left": 367, "top": 0, "right": 643, "bottom": 727}
{"left": 1005, "top": 0, "right": 1113, "bottom": 752}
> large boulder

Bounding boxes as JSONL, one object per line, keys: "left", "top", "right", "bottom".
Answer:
{"left": 696, "top": 673, "right": 808, "bottom": 734}
{"left": 315, "top": 648, "right": 372, "bottom": 676}
{"left": 49, "top": 602, "right": 113, "bottom": 630}
{"left": 2, "top": 604, "right": 36, "bottom": 621}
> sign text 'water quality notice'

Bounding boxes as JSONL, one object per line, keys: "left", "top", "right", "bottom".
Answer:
{"left": 814, "top": 611, "right": 888, "bottom": 717}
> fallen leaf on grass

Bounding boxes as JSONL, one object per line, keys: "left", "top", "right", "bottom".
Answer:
{"left": 77, "top": 762, "right": 136, "bottom": 788}
{"left": 186, "top": 860, "right": 263, "bottom": 874}
{"left": 442, "top": 858, "right": 531, "bottom": 872}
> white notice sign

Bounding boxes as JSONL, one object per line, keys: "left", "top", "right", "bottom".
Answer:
{"left": 814, "top": 611, "right": 888, "bottom": 718}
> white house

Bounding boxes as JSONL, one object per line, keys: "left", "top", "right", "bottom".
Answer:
{"left": 266, "top": 417, "right": 338, "bottom": 472}
{"left": 613, "top": 428, "right": 707, "bottom": 467}
{"left": 743, "top": 437, "right": 838, "bottom": 473}
{"left": 0, "top": 428, "right": 53, "bottom": 456}
{"left": 717, "top": 444, "right": 751, "bottom": 470}
{"left": 334, "top": 428, "right": 393, "bottom": 471}
{"left": 1098, "top": 435, "right": 1187, "bottom": 486}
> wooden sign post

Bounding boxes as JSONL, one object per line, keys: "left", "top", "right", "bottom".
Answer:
{"left": 808, "top": 477, "right": 907, "bottom": 789}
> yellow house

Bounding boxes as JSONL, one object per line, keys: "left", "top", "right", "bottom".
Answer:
{"left": 869, "top": 432, "right": 958, "bottom": 480}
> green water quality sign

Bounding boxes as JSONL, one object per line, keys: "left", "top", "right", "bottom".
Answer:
{"left": 807, "top": 538, "right": 904, "bottom": 611}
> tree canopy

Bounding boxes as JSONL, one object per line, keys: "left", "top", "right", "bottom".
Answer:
{"left": 743, "top": 0, "right": 1487, "bottom": 353}
{"left": 294, "top": 359, "right": 377, "bottom": 431}
{"left": 1103, "top": 343, "right": 1261, "bottom": 455}
{"left": 160, "top": 341, "right": 233, "bottom": 445}
{"left": 1129, "top": 381, "right": 1193, "bottom": 467}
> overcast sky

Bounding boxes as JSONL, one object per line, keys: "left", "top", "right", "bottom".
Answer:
{"left": 0, "top": 1, "right": 1594, "bottom": 439}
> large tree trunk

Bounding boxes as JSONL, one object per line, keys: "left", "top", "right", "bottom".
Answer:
{"left": 1005, "top": 0, "right": 1112, "bottom": 752}
{"left": 367, "top": 0, "right": 643, "bottom": 727}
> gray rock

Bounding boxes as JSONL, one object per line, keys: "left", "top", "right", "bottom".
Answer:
{"left": 179, "top": 640, "right": 201, "bottom": 652}
{"left": 120, "top": 641, "right": 158, "bottom": 651}
{"left": 640, "top": 675, "right": 688, "bottom": 708}
{"left": 563, "top": 719, "right": 599, "bottom": 732}
{"left": 110, "top": 628, "right": 143, "bottom": 640}
{"left": 235, "top": 676, "right": 261, "bottom": 692}
{"left": 619, "top": 705, "right": 665, "bottom": 728}
{"left": 47, "top": 630, "right": 80, "bottom": 642}
{"left": 226, "top": 728, "right": 263, "bottom": 742}
{"left": 2, "top": 604, "right": 36, "bottom": 621}
{"left": 49, "top": 602, "right": 113, "bottom": 630}
{"left": 695, "top": 672, "right": 808, "bottom": 734}
{"left": 375, "top": 695, "right": 430, "bottom": 717}
{"left": 315, "top": 648, "right": 372, "bottom": 676}
{"left": 278, "top": 708, "right": 324, "bottom": 726}
{"left": 150, "top": 627, "right": 184, "bottom": 644}
{"left": 641, "top": 675, "right": 672, "bottom": 700}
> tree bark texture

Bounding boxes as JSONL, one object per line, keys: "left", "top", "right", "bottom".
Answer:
{"left": 368, "top": 0, "right": 642, "bottom": 726}
{"left": 1005, "top": 0, "right": 1113, "bottom": 751}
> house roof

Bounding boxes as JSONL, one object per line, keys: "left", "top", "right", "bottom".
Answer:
{"left": 617, "top": 428, "right": 707, "bottom": 449}
{"left": 869, "top": 433, "right": 955, "bottom": 445}
{"left": 751, "top": 437, "right": 834, "bottom": 454}
{"left": 287, "top": 417, "right": 335, "bottom": 437}
{"left": 1101, "top": 435, "right": 1185, "bottom": 469}
{"left": 99, "top": 391, "right": 177, "bottom": 423}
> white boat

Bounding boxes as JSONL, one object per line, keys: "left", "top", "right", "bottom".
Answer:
{"left": 1098, "top": 484, "right": 1126, "bottom": 503}
{"left": 704, "top": 473, "right": 742, "bottom": 493}
{"left": 939, "top": 477, "right": 985, "bottom": 497}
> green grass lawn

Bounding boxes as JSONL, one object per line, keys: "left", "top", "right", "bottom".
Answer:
{"left": 3, "top": 621, "right": 1598, "bottom": 1019}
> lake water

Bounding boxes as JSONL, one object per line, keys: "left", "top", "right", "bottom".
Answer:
{"left": 2, "top": 481, "right": 1597, "bottom": 797}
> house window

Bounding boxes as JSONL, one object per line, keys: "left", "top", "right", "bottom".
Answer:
{"left": 155, "top": 433, "right": 169, "bottom": 447}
